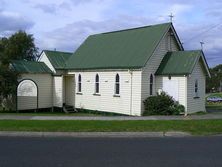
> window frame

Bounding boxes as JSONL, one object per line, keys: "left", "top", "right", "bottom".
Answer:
{"left": 114, "top": 74, "right": 120, "bottom": 96}
{"left": 77, "top": 74, "right": 82, "bottom": 93}
{"left": 95, "top": 74, "right": 100, "bottom": 94}
{"left": 194, "top": 79, "right": 199, "bottom": 98}
{"left": 150, "top": 74, "right": 154, "bottom": 96}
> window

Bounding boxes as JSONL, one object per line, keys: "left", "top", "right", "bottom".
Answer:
{"left": 150, "top": 74, "right": 153, "bottom": 96}
{"left": 115, "top": 74, "right": 120, "bottom": 95}
{"left": 78, "top": 74, "right": 82, "bottom": 93}
{"left": 95, "top": 74, "right": 99, "bottom": 94}
{"left": 195, "top": 79, "right": 199, "bottom": 97}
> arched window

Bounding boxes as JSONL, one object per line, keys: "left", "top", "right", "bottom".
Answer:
{"left": 115, "top": 74, "right": 120, "bottom": 95}
{"left": 95, "top": 74, "right": 99, "bottom": 94}
{"left": 150, "top": 74, "right": 153, "bottom": 96}
{"left": 195, "top": 79, "right": 198, "bottom": 97}
{"left": 78, "top": 74, "right": 82, "bottom": 93}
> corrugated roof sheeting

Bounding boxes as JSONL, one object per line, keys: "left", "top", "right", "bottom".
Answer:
{"left": 11, "top": 60, "right": 52, "bottom": 73}
{"left": 44, "top": 50, "right": 72, "bottom": 69}
{"left": 156, "top": 50, "right": 201, "bottom": 75}
{"left": 65, "top": 23, "right": 171, "bottom": 70}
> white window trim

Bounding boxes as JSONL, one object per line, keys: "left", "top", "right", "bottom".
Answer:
{"left": 194, "top": 79, "right": 199, "bottom": 98}
{"left": 114, "top": 74, "right": 120, "bottom": 96}
{"left": 150, "top": 74, "right": 154, "bottom": 96}
{"left": 94, "top": 74, "right": 100, "bottom": 94}
{"left": 77, "top": 74, "right": 82, "bottom": 93}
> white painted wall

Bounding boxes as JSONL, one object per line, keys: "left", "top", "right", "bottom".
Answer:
{"left": 53, "top": 76, "right": 63, "bottom": 107}
{"left": 17, "top": 97, "right": 38, "bottom": 110}
{"left": 18, "top": 74, "right": 53, "bottom": 109}
{"left": 187, "top": 61, "right": 206, "bottom": 113}
{"left": 38, "top": 52, "right": 56, "bottom": 73}
{"left": 141, "top": 29, "right": 180, "bottom": 113}
{"left": 68, "top": 70, "right": 142, "bottom": 116}
{"left": 156, "top": 76, "right": 187, "bottom": 111}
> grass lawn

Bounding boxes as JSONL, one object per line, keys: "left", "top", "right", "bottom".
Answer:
{"left": 206, "top": 92, "right": 222, "bottom": 98}
{"left": 206, "top": 104, "right": 222, "bottom": 110}
{"left": 206, "top": 92, "right": 222, "bottom": 111}
{"left": 0, "top": 120, "right": 222, "bottom": 136}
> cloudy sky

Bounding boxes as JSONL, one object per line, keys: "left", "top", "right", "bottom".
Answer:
{"left": 0, "top": 0, "right": 222, "bottom": 67}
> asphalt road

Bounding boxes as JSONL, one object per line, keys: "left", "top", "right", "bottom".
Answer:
{"left": 0, "top": 136, "right": 222, "bottom": 167}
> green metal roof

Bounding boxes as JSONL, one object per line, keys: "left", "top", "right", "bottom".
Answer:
{"left": 65, "top": 23, "right": 172, "bottom": 70}
{"left": 43, "top": 50, "right": 72, "bottom": 69}
{"left": 11, "top": 60, "right": 52, "bottom": 73}
{"left": 156, "top": 50, "right": 202, "bottom": 75}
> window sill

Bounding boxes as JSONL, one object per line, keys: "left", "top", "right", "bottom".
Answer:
{"left": 76, "top": 92, "right": 83, "bottom": 95}
{"left": 93, "top": 93, "right": 101, "bottom": 96}
{"left": 113, "top": 94, "right": 120, "bottom": 97}
{"left": 194, "top": 96, "right": 200, "bottom": 99}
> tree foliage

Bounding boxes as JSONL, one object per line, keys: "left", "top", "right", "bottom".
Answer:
{"left": 0, "top": 31, "right": 38, "bottom": 65}
{"left": 0, "top": 31, "right": 38, "bottom": 101}
{"left": 206, "top": 64, "right": 222, "bottom": 93}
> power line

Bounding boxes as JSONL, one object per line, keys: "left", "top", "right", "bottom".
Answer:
{"left": 184, "top": 22, "right": 222, "bottom": 43}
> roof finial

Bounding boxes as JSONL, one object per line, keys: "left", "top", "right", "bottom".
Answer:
{"left": 168, "top": 13, "right": 174, "bottom": 22}
{"left": 200, "top": 41, "right": 205, "bottom": 50}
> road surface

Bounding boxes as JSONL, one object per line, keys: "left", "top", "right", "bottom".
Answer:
{"left": 0, "top": 136, "right": 221, "bottom": 167}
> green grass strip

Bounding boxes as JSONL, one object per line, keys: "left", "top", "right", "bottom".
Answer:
{"left": 0, "top": 120, "right": 222, "bottom": 135}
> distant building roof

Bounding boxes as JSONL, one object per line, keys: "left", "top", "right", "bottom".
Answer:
{"left": 11, "top": 60, "right": 52, "bottom": 74}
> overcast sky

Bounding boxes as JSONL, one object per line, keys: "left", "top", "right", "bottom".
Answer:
{"left": 0, "top": 0, "right": 222, "bottom": 67}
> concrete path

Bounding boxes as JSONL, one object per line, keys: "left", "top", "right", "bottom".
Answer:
{"left": 0, "top": 113, "right": 222, "bottom": 120}
{"left": 0, "top": 131, "right": 191, "bottom": 138}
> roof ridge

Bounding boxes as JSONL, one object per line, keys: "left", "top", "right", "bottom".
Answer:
{"left": 93, "top": 22, "right": 172, "bottom": 36}
{"left": 43, "top": 50, "right": 72, "bottom": 54}
{"left": 170, "top": 50, "right": 202, "bottom": 53}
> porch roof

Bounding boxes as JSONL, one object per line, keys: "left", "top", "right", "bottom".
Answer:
{"left": 156, "top": 50, "right": 210, "bottom": 77}
{"left": 10, "top": 60, "right": 52, "bottom": 74}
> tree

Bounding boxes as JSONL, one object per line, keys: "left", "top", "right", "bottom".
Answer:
{"left": 1, "top": 31, "right": 38, "bottom": 64}
{"left": 206, "top": 64, "right": 222, "bottom": 93}
{"left": 0, "top": 31, "right": 38, "bottom": 110}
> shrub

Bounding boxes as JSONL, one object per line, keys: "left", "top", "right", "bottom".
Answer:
{"left": 143, "top": 92, "right": 185, "bottom": 116}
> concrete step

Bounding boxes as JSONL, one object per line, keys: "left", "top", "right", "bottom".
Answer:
{"left": 63, "top": 105, "right": 77, "bottom": 113}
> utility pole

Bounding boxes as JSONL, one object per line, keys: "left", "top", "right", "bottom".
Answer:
{"left": 200, "top": 41, "right": 205, "bottom": 50}
{"left": 168, "top": 13, "right": 174, "bottom": 22}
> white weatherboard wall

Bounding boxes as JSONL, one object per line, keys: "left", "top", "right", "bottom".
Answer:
{"left": 18, "top": 74, "right": 53, "bottom": 109}
{"left": 141, "top": 29, "right": 180, "bottom": 113}
{"left": 187, "top": 61, "right": 206, "bottom": 113}
{"left": 156, "top": 76, "right": 187, "bottom": 111}
{"left": 39, "top": 52, "right": 56, "bottom": 73}
{"left": 17, "top": 96, "right": 37, "bottom": 110}
{"left": 53, "top": 76, "right": 63, "bottom": 107}
{"left": 69, "top": 70, "right": 142, "bottom": 116}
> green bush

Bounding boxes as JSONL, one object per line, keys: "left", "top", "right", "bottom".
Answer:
{"left": 143, "top": 92, "right": 185, "bottom": 116}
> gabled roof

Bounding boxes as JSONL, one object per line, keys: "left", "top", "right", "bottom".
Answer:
{"left": 66, "top": 22, "right": 173, "bottom": 70}
{"left": 43, "top": 50, "right": 72, "bottom": 69}
{"left": 11, "top": 60, "right": 52, "bottom": 74}
{"left": 156, "top": 50, "right": 211, "bottom": 77}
